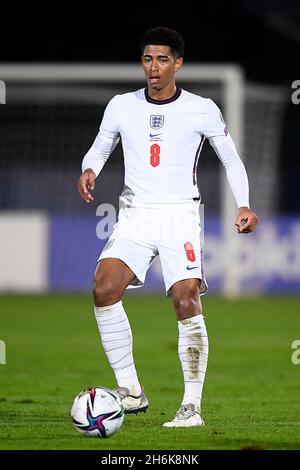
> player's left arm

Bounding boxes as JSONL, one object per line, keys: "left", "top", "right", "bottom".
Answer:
{"left": 202, "top": 99, "right": 259, "bottom": 234}
{"left": 235, "top": 206, "right": 259, "bottom": 234}
{"left": 209, "top": 133, "right": 259, "bottom": 234}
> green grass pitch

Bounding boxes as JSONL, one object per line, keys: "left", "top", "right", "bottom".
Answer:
{"left": 0, "top": 294, "right": 299, "bottom": 450}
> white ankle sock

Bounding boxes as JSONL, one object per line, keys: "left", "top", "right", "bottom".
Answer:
{"left": 178, "top": 314, "right": 209, "bottom": 412}
{"left": 94, "top": 300, "right": 141, "bottom": 396}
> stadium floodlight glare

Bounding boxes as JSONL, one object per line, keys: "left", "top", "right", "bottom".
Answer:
{"left": 0, "top": 63, "right": 244, "bottom": 297}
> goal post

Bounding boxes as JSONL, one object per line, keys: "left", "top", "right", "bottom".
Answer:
{"left": 0, "top": 63, "right": 245, "bottom": 297}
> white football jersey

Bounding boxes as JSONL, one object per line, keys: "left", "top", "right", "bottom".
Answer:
{"left": 82, "top": 86, "right": 249, "bottom": 208}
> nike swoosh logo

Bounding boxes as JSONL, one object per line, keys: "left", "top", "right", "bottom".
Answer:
{"left": 149, "top": 133, "right": 161, "bottom": 137}
{"left": 186, "top": 266, "right": 200, "bottom": 270}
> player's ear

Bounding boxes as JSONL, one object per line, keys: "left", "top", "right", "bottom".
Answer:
{"left": 175, "top": 57, "right": 183, "bottom": 72}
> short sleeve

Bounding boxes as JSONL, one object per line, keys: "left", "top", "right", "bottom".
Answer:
{"left": 201, "top": 98, "right": 228, "bottom": 139}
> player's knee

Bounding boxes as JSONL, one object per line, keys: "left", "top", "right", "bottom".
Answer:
{"left": 174, "top": 297, "right": 200, "bottom": 318}
{"left": 172, "top": 284, "right": 202, "bottom": 319}
{"left": 93, "top": 278, "right": 120, "bottom": 307}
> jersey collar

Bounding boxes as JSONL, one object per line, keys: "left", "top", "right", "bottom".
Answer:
{"left": 144, "top": 85, "right": 182, "bottom": 105}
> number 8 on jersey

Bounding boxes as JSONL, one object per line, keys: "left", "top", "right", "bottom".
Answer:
{"left": 150, "top": 143, "right": 160, "bottom": 167}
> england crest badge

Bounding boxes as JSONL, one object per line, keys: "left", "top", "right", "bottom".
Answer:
{"left": 150, "top": 115, "right": 164, "bottom": 129}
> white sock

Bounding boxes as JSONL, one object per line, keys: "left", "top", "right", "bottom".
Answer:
{"left": 94, "top": 300, "right": 141, "bottom": 396}
{"left": 178, "top": 314, "right": 209, "bottom": 412}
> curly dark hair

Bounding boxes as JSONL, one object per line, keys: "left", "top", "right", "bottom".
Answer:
{"left": 139, "top": 26, "right": 185, "bottom": 59}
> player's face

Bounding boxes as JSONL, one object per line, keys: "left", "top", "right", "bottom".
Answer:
{"left": 142, "top": 45, "right": 183, "bottom": 92}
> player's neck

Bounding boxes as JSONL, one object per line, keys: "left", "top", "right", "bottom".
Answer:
{"left": 147, "top": 83, "right": 177, "bottom": 101}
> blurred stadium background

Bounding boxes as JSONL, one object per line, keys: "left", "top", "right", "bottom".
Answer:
{"left": 0, "top": 63, "right": 298, "bottom": 296}
{"left": 0, "top": 0, "right": 299, "bottom": 297}
{"left": 0, "top": 0, "right": 300, "bottom": 450}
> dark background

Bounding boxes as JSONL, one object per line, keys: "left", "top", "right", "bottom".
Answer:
{"left": 2, "top": 0, "right": 299, "bottom": 83}
{"left": 1, "top": 0, "right": 299, "bottom": 211}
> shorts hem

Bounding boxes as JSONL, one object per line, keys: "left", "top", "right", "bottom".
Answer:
{"left": 166, "top": 276, "right": 208, "bottom": 297}
{"left": 98, "top": 254, "right": 145, "bottom": 289}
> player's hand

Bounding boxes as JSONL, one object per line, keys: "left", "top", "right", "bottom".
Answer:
{"left": 77, "top": 169, "right": 96, "bottom": 203}
{"left": 235, "top": 207, "right": 259, "bottom": 233}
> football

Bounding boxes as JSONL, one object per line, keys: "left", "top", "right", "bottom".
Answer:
{"left": 71, "top": 386, "right": 124, "bottom": 438}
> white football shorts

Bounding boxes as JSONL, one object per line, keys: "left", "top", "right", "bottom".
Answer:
{"left": 98, "top": 200, "right": 208, "bottom": 296}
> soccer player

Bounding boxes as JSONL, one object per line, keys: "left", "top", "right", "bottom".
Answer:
{"left": 77, "top": 26, "right": 259, "bottom": 427}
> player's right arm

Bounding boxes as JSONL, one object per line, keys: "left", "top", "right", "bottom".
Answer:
{"left": 77, "top": 168, "right": 96, "bottom": 203}
{"left": 77, "top": 96, "right": 120, "bottom": 203}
